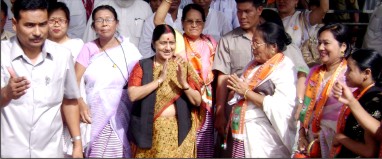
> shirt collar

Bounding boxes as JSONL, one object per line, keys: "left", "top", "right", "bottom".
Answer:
{"left": 232, "top": 27, "right": 252, "bottom": 40}
{"left": 10, "top": 37, "right": 53, "bottom": 61}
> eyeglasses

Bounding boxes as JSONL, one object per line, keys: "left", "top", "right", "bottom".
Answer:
{"left": 251, "top": 42, "right": 266, "bottom": 50}
{"left": 94, "top": 18, "right": 115, "bottom": 24}
{"left": 184, "top": 19, "right": 204, "bottom": 26}
{"left": 48, "top": 18, "right": 68, "bottom": 25}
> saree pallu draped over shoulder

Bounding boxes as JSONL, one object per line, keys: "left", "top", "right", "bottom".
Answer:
{"left": 299, "top": 60, "right": 348, "bottom": 158}
{"left": 82, "top": 38, "right": 141, "bottom": 158}
{"left": 130, "top": 57, "right": 202, "bottom": 158}
{"left": 225, "top": 53, "right": 296, "bottom": 158}
{"left": 184, "top": 34, "right": 217, "bottom": 158}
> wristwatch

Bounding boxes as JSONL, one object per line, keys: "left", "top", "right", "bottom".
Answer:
{"left": 296, "top": 97, "right": 303, "bottom": 104}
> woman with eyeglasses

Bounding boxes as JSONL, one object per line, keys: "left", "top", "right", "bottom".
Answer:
{"left": 154, "top": 1, "right": 217, "bottom": 158}
{"left": 74, "top": 5, "right": 142, "bottom": 158}
{"left": 47, "top": 2, "right": 87, "bottom": 157}
{"left": 224, "top": 22, "right": 297, "bottom": 158}
{"left": 48, "top": 2, "right": 83, "bottom": 60}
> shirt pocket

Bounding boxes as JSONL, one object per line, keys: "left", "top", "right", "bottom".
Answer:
{"left": 229, "top": 43, "right": 252, "bottom": 74}
{"left": 34, "top": 75, "right": 64, "bottom": 107}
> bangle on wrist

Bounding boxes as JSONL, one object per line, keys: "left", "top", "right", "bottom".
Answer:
{"left": 182, "top": 85, "right": 190, "bottom": 90}
{"left": 296, "top": 97, "right": 303, "bottom": 105}
{"left": 71, "top": 136, "right": 81, "bottom": 142}
{"left": 164, "top": 0, "right": 173, "bottom": 3}
{"left": 244, "top": 89, "right": 249, "bottom": 99}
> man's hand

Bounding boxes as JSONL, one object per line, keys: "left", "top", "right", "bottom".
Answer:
{"left": 214, "top": 105, "right": 227, "bottom": 135}
{"left": 1, "top": 67, "right": 31, "bottom": 107}
{"left": 5, "top": 67, "right": 30, "bottom": 99}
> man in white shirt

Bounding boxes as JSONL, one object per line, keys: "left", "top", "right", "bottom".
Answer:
{"left": 138, "top": 0, "right": 182, "bottom": 58}
{"left": 1, "top": 0, "right": 82, "bottom": 157}
{"left": 82, "top": 0, "right": 152, "bottom": 47}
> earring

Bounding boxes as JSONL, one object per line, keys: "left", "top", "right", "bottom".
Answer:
{"left": 271, "top": 49, "right": 275, "bottom": 54}
{"left": 341, "top": 51, "right": 344, "bottom": 57}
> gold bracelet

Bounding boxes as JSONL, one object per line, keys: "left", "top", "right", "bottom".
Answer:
{"left": 244, "top": 89, "right": 249, "bottom": 100}
{"left": 164, "top": 0, "right": 173, "bottom": 4}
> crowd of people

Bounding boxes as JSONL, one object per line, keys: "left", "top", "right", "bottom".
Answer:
{"left": 1, "top": 0, "right": 382, "bottom": 158}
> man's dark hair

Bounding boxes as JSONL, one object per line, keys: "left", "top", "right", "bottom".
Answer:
{"left": 1, "top": 0, "right": 8, "bottom": 17}
{"left": 235, "top": 0, "right": 267, "bottom": 7}
{"left": 12, "top": 0, "right": 48, "bottom": 21}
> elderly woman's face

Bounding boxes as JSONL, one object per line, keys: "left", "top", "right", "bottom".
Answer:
{"left": 48, "top": 9, "right": 68, "bottom": 41}
{"left": 182, "top": 9, "right": 204, "bottom": 40}
{"left": 154, "top": 32, "right": 176, "bottom": 61}
{"left": 252, "top": 31, "right": 275, "bottom": 64}
{"left": 93, "top": 9, "right": 118, "bottom": 39}
{"left": 317, "top": 30, "right": 346, "bottom": 65}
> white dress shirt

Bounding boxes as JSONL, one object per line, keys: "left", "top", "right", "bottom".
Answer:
{"left": 1, "top": 37, "right": 80, "bottom": 158}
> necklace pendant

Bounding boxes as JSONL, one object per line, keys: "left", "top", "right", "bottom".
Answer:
{"left": 113, "top": 64, "right": 117, "bottom": 68}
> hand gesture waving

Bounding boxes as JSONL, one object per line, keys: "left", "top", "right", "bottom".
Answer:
{"left": 5, "top": 67, "right": 30, "bottom": 100}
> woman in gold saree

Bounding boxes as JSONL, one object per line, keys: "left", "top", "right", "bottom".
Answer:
{"left": 128, "top": 24, "right": 202, "bottom": 158}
